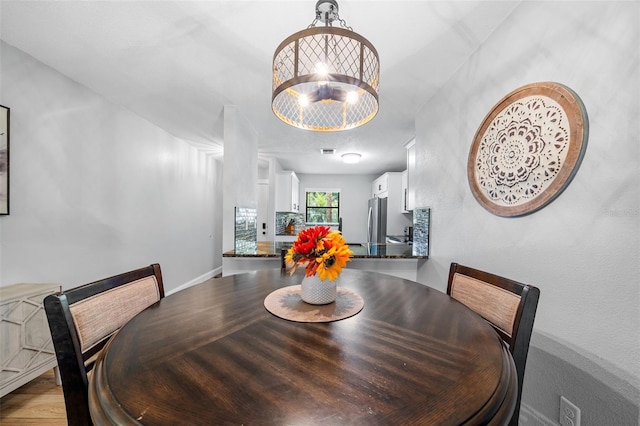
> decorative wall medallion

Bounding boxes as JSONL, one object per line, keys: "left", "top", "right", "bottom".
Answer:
{"left": 468, "top": 82, "right": 588, "bottom": 217}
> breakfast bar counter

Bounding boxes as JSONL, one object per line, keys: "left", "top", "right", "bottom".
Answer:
{"left": 223, "top": 241, "right": 426, "bottom": 259}
{"left": 223, "top": 241, "right": 427, "bottom": 280}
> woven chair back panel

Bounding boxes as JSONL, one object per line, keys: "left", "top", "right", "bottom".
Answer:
{"left": 69, "top": 276, "right": 160, "bottom": 352}
{"left": 450, "top": 273, "right": 520, "bottom": 337}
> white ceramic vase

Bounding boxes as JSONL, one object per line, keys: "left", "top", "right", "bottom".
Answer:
{"left": 300, "top": 274, "right": 337, "bottom": 305}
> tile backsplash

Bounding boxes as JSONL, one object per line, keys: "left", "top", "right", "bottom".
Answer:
{"left": 412, "top": 208, "right": 430, "bottom": 257}
{"left": 235, "top": 207, "right": 257, "bottom": 252}
{"left": 275, "top": 212, "right": 305, "bottom": 236}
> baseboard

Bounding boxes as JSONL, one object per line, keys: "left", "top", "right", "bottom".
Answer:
{"left": 519, "top": 403, "right": 557, "bottom": 426}
{"left": 166, "top": 267, "right": 222, "bottom": 296}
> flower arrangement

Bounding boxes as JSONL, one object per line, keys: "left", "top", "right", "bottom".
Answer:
{"left": 285, "top": 225, "right": 352, "bottom": 281}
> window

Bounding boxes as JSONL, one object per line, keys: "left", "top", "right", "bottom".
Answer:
{"left": 306, "top": 190, "right": 340, "bottom": 224}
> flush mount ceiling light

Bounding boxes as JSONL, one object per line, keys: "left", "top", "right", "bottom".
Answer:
{"left": 272, "top": 0, "right": 380, "bottom": 132}
{"left": 341, "top": 153, "right": 361, "bottom": 164}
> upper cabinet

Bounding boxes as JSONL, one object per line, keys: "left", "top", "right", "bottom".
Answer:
{"left": 401, "top": 170, "right": 409, "bottom": 213}
{"left": 276, "top": 171, "right": 300, "bottom": 213}
{"left": 404, "top": 138, "right": 416, "bottom": 212}
{"left": 372, "top": 173, "right": 389, "bottom": 198}
{"left": 372, "top": 172, "right": 404, "bottom": 213}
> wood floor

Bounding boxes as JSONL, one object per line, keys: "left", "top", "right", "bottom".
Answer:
{"left": 0, "top": 369, "right": 67, "bottom": 425}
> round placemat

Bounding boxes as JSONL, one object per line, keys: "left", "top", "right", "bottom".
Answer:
{"left": 264, "top": 285, "right": 364, "bottom": 323}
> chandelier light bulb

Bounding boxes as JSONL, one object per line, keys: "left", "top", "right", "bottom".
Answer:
{"left": 346, "top": 91, "right": 358, "bottom": 104}
{"left": 299, "top": 94, "right": 310, "bottom": 107}
{"left": 315, "top": 62, "right": 329, "bottom": 77}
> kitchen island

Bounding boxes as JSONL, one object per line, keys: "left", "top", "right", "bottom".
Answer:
{"left": 223, "top": 241, "right": 427, "bottom": 280}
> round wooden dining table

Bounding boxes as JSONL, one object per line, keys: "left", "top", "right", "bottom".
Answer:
{"left": 88, "top": 268, "right": 517, "bottom": 425}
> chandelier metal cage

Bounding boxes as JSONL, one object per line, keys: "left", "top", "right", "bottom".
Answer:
{"left": 272, "top": 0, "right": 380, "bottom": 132}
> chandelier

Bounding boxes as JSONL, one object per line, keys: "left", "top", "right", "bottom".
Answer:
{"left": 272, "top": 0, "right": 380, "bottom": 132}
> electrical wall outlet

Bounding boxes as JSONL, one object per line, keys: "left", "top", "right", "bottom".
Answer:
{"left": 560, "top": 396, "right": 581, "bottom": 426}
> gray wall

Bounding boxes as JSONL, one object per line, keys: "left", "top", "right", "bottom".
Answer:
{"left": 0, "top": 42, "right": 223, "bottom": 293}
{"left": 413, "top": 1, "right": 639, "bottom": 425}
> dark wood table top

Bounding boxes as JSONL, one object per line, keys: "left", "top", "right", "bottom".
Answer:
{"left": 89, "top": 269, "right": 516, "bottom": 425}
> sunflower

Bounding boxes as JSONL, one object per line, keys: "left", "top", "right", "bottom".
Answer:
{"left": 286, "top": 226, "right": 352, "bottom": 280}
{"left": 316, "top": 242, "right": 352, "bottom": 281}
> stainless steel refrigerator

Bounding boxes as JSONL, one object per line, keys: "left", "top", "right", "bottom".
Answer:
{"left": 367, "top": 197, "right": 387, "bottom": 244}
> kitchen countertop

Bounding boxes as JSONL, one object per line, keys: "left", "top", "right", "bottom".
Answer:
{"left": 223, "top": 241, "right": 427, "bottom": 259}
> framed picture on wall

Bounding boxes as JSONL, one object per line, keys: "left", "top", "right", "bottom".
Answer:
{"left": 0, "top": 105, "right": 9, "bottom": 215}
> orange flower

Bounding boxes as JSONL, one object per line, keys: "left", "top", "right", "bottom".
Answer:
{"left": 286, "top": 226, "right": 352, "bottom": 280}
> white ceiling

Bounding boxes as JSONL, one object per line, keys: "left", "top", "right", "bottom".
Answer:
{"left": 0, "top": 0, "right": 519, "bottom": 175}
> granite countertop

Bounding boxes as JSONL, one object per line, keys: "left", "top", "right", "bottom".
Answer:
{"left": 223, "top": 241, "right": 427, "bottom": 259}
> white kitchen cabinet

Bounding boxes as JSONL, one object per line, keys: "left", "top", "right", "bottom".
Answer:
{"left": 372, "top": 172, "right": 403, "bottom": 213}
{"left": 371, "top": 172, "right": 410, "bottom": 236}
{"left": 292, "top": 175, "right": 300, "bottom": 212}
{"left": 401, "top": 170, "right": 409, "bottom": 213}
{"left": 371, "top": 173, "right": 389, "bottom": 198}
{"left": 275, "top": 171, "right": 300, "bottom": 212}
{"left": 405, "top": 138, "right": 416, "bottom": 211}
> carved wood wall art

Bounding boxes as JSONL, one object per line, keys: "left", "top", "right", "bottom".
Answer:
{"left": 468, "top": 82, "right": 588, "bottom": 217}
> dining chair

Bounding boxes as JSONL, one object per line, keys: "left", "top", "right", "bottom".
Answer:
{"left": 44, "top": 263, "right": 165, "bottom": 426}
{"left": 447, "top": 262, "right": 540, "bottom": 426}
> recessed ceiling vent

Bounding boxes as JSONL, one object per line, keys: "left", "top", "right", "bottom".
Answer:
{"left": 320, "top": 148, "right": 336, "bottom": 155}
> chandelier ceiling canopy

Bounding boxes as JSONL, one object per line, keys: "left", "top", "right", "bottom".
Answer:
{"left": 272, "top": 0, "right": 380, "bottom": 132}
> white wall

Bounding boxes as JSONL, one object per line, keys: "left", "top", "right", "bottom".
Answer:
{"left": 222, "top": 105, "right": 258, "bottom": 252}
{"left": 414, "top": 2, "right": 639, "bottom": 424}
{"left": 297, "top": 174, "right": 376, "bottom": 243}
{"left": 0, "top": 42, "right": 223, "bottom": 292}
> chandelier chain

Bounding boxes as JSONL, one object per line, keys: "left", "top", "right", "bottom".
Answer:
{"left": 336, "top": 17, "right": 352, "bottom": 31}
{"left": 307, "top": 14, "right": 352, "bottom": 31}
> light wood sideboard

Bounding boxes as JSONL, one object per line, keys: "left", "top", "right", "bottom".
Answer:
{"left": 0, "top": 283, "right": 61, "bottom": 398}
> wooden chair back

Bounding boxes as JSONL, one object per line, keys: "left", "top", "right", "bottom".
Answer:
{"left": 447, "top": 262, "right": 540, "bottom": 426}
{"left": 44, "top": 264, "right": 164, "bottom": 425}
